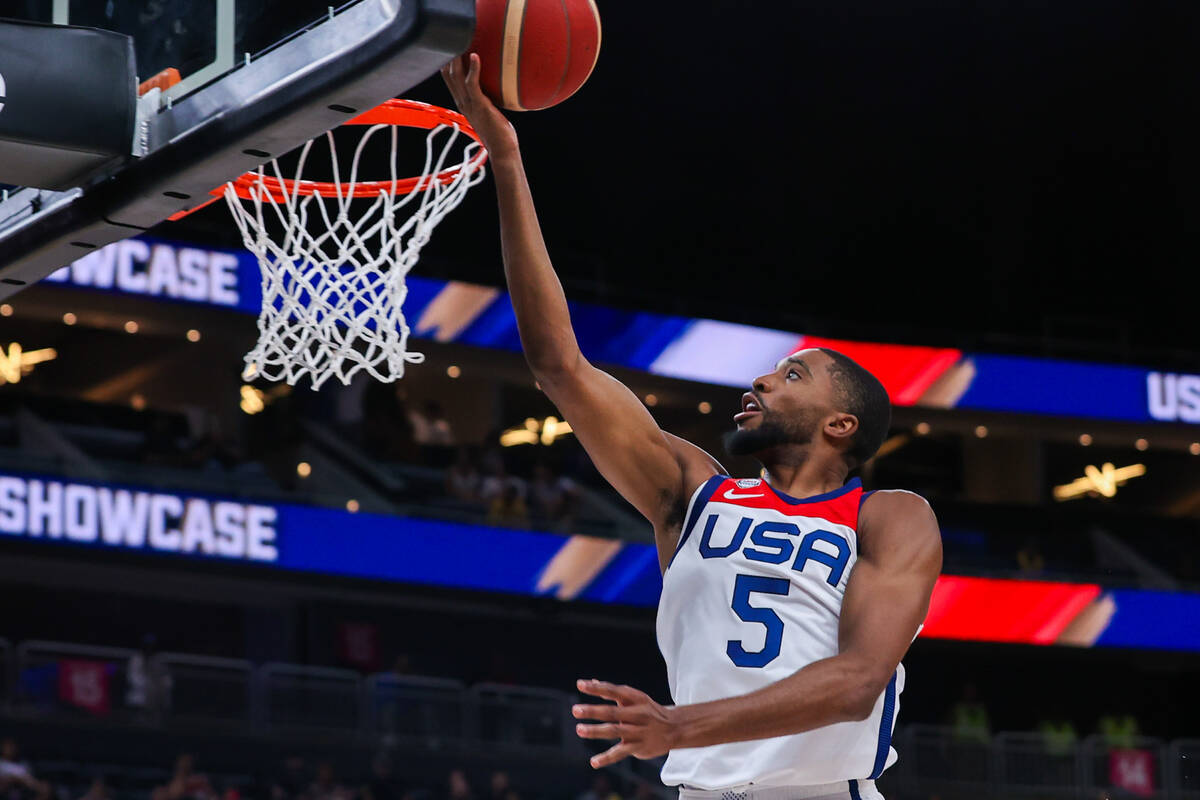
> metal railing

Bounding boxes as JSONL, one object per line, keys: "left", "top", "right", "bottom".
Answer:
{"left": 257, "top": 663, "right": 363, "bottom": 733}
{"left": 893, "top": 726, "right": 1179, "bottom": 799}
{"left": 2, "top": 641, "right": 1200, "bottom": 796}
{"left": 1170, "top": 739, "right": 1200, "bottom": 800}
{"left": 158, "top": 653, "right": 253, "bottom": 729}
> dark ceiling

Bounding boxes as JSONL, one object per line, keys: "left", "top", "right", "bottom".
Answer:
{"left": 168, "top": 0, "right": 1200, "bottom": 370}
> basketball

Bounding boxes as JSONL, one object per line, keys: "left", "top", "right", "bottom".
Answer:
{"left": 468, "top": 0, "right": 602, "bottom": 112}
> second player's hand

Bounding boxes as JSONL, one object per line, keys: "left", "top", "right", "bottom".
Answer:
{"left": 441, "top": 53, "right": 519, "bottom": 160}
{"left": 573, "top": 679, "right": 679, "bottom": 767}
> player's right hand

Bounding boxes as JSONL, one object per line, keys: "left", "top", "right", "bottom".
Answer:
{"left": 441, "top": 53, "right": 519, "bottom": 160}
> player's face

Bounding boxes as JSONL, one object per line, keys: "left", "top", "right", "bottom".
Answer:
{"left": 724, "top": 350, "right": 837, "bottom": 457}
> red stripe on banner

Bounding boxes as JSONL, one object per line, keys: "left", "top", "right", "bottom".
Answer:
{"left": 922, "top": 575, "right": 1103, "bottom": 645}
{"left": 796, "top": 337, "right": 964, "bottom": 406}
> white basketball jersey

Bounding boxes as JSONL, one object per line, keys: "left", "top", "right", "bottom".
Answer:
{"left": 656, "top": 476, "right": 903, "bottom": 790}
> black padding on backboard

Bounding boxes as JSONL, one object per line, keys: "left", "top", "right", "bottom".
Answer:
{"left": 0, "top": 0, "right": 474, "bottom": 296}
{"left": 0, "top": 19, "right": 137, "bottom": 190}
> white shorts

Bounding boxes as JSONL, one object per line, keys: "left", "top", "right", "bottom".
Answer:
{"left": 678, "top": 780, "right": 884, "bottom": 800}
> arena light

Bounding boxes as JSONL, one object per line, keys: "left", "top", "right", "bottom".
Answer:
{"left": 540, "top": 416, "right": 562, "bottom": 445}
{"left": 240, "top": 385, "right": 266, "bottom": 415}
{"left": 1053, "top": 462, "right": 1146, "bottom": 501}
{"left": 501, "top": 416, "right": 575, "bottom": 447}
{"left": 500, "top": 429, "right": 538, "bottom": 447}
{"left": 0, "top": 342, "right": 58, "bottom": 385}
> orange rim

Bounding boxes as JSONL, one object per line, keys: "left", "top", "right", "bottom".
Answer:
{"left": 227, "top": 99, "right": 488, "bottom": 203}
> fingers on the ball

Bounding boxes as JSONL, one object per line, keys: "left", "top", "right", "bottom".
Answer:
{"left": 466, "top": 54, "right": 482, "bottom": 90}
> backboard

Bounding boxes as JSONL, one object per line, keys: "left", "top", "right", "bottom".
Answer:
{"left": 0, "top": 0, "right": 474, "bottom": 297}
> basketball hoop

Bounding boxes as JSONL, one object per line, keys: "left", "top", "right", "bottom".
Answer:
{"left": 214, "top": 99, "right": 488, "bottom": 389}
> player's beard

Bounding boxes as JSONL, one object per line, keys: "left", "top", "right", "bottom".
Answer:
{"left": 723, "top": 408, "right": 818, "bottom": 458}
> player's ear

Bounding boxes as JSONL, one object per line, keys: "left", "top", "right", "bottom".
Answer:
{"left": 825, "top": 412, "right": 859, "bottom": 445}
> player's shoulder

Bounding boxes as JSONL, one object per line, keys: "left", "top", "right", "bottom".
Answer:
{"left": 663, "top": 431, "right": 727, "bottom": 489}
{"left": 861, "top": 487, "right": 932, "bottom": 512}
{"left": 858, "top": 488, "right": 939, "bottom": 534}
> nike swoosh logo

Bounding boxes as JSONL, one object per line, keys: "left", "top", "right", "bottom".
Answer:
{"left": 723, "top": 489, "right": 765, "bottom": 500}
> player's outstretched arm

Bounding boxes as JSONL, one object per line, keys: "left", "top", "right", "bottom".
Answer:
{"left": 442, "top": 56, "right": 721, "bottom": 546}
{"left": 572, "top": 491, "right": 942, "bottom": 766}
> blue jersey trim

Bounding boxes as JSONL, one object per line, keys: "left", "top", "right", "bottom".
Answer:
{"left": 668, "top": 475, "right": 725, "bottom": 569}
{"left": 848, "top": 780, "right": 862, "bottom": 800}
{"left": 859, "top": 489, "right": 877, "bottom": 509}
{"left": 869, "top": 671, "right": 899, "bottom": 780}
{"left": 853, "top": 489, "right": 876, "bottom": 552}
{"left": 764, "top": 477, "right": 862, "bottom": 505}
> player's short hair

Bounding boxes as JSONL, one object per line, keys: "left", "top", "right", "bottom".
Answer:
{"left": 816, "top": 348, "right": 892, "bottom": 468}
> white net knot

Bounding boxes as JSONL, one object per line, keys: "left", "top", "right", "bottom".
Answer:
{"left": 225, "top": 118, "right": 487, "bottom": 390}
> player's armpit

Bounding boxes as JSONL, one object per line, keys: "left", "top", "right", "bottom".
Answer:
{"left": 536, "top": 360, "right": 719, "bottom": 535}
{"left": 837, "top": 490, "right": 943, "bottom": 718}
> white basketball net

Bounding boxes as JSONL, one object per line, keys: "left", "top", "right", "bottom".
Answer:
{"left": 224, "top": 119, "right": 487, "bottom": 389}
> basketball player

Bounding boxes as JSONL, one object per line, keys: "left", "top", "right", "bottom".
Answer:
{"left": 443, "top": 55, "right": 943, "bottom": 800}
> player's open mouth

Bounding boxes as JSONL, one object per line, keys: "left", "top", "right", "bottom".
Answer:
{"left": 734, "top": 394, "right": 763, "bottom": 423}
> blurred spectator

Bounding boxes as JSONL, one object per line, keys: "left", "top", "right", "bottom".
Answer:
{"left": 140, "top": 413, "right": 184, "bottom": 467}
{"left": 410, "top": 402, "right": 455, "bottom": 447}
{"left": 630, "top": 784, "right": 655, "bottom": 800}
{"left": 486, "top": 773, "right": 509, "bottom": 800}
{"left": 950, "top": 683, "right": 990, "bottom": 744}
{"left": 480, "top": 454, "right": 528, "bottom": 528}
{"left": 1017, "top": 538, "right": 1046, "bottom": 576}
{"left": 0, "top": 738, "right": 50, "bottom": 800}
{"left": 361, "top": 756, "right": 400, "bottom": 800}
{"left": 1037, "top": 716, "right": 1079, "bottom": 757}
{"left": 308, "top": 763, "right": 353, "bottom": 800}
{"left": 270, "top": 757, "right": 308, "bottom": 800}
{"left": 151, "top": 755, "right": 215, "bottom": 800}
{"left": 78, "top": 777, "right": 110, "bottom": 800}
{"left": 1099, "top": 712, "right": 1142, "bottom": 749}
{"left": 126, "top": 634, "right": 172, "bottom": 719}
{"left": 363, "top": 384, "right": 416, "bottom": 462}
{"left": 446, "top": 771, "right": 472, "bottom": 800}
{"left": 184, "top": 413, "right": 244, "bottom": 472}
{"left": 487, "top": 483, "right": 529, "bottom": 528}
{"left": 576, "top": 774, "right": 621, "bottom": 800}
{"left": 445, "top": 448, "right": 483, "bottom": 506}
{"left": 391, "top": 654, "right": 413, "bottom": 677}
{"left": 529, "top": 462, "right": 580, "bottom": 529}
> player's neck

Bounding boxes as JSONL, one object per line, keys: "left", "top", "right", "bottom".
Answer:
{"left": 761, "top": 455, "right": 848, "bottom": 500}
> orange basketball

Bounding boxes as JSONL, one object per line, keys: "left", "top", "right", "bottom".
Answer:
{"left": 468, "top": 0, "right": 602, "bottom": 112}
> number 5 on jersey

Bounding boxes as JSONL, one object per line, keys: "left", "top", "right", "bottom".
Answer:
{"left": 727, "top": 574, "right": 790, "bottom": 668}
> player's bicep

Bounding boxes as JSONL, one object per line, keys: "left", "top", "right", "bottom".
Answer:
{"left": 838, "top": 493, "right": 942, "bottom": 688}
{"left": 537, "top": 359, "right": 691, "bottom": 523}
